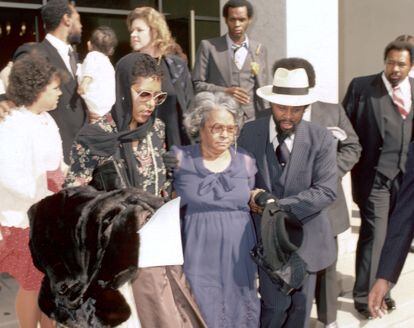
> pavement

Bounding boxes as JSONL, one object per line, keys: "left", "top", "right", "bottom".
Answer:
{"left": 1, "top": 212, "right": 414, "bottom": 327}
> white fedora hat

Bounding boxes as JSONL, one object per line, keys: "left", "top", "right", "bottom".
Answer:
{"left": 256, "top": 67, "right": 316, "bottom": 106}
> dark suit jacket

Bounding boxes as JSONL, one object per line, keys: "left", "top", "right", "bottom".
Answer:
{"left": 376, "top": 142, "right": 414, "bottom": 283}
{"left": 310, "top": 101, "right": 361, "bottom": 235}
{"left": 14, "top": 39, "right": 86, "bottom": 162}
{"left": 192, "top": 35, "right": 268, "bottom": 112}
{"left": 342, "top": 73, "right": 414, "bottom": 206}
{"left": 239, "top": 117, "right": 337, "bottom": 272}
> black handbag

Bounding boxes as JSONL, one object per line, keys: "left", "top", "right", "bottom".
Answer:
{"left": 89, "top": 159, "right": 130, "bottom": 191}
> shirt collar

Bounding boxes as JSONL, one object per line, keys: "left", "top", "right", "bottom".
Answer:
{"left": 381, "top": 72, "right": 411, "bottom": 96}
{"left": 46, "top": 33, "right": 72, "bottom": 55}
{"left": 226, "top": 33, "right": 249, "bottom": 51}
{"left": 268, "top": 116, "right": 295, "bottom": 152}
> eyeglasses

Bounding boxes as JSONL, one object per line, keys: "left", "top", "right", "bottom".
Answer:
{"left": 132, "top": 89, "right": 168, "bottom": 105}
{"left": 209, "top": 123, "right": 238, "bottom": 135}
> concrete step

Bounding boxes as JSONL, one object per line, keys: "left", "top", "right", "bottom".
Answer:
{"left": 311, "top": 208, "right": 414, "bottom": 327}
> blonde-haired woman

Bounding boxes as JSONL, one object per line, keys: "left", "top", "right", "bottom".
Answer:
{"left": 127, "top": 6, "right": 193, "bottom": 148}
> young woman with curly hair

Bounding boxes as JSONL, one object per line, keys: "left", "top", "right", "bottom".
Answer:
{"left": 0, "top": 53, "right": 64, "bottom": 328}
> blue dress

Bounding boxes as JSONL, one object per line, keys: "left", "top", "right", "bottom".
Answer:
{"left": 172, "top": 145, "right": 260, "bottom": 328}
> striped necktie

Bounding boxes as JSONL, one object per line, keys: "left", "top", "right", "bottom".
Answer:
{"left": 392, "top": 86, "right": 409, "bottom": 119}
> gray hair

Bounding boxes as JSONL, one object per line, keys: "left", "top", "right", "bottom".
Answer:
{"left": 184, "top": 91, "right": 243, "bottom": 139}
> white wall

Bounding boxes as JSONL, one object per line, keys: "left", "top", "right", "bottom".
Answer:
{"left": 339, "top": 0, "right": 414, "bottom": 100}
{"left": 286, "top": 0, "right": 338, "bottom": 103}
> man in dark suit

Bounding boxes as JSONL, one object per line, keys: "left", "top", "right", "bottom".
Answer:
{"left": 239, "top": 59, "right": 338, "bottom": 327}
{"left": 343, "top": 40, "right": 414, "bottom": 318}
{"left": 0, "top": 0, "right": 86, "bottom": 163}
{"left": 368, "top": 142, "right": 414, "bottom": 318}
{"left": 192, "top": 0, "right": 268, "bottom": 121}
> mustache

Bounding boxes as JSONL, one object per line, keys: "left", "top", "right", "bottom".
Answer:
{"left": 275, "top": 120, "right": 296, "bottom": 136}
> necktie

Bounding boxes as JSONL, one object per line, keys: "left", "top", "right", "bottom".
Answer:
{"left": 276, "top": 134, "right": 290, "bottom": 168}
{"left": 231, "top": 41, "right": 247, "bottom": 54}
{"left": 231, "top": 42, "right": 247, "bottom": 70}
{"left": 68, "top": 49, "right": 78, "bottom": 77}
{"left": 392, "top": 86, "right": 409, "bottom": 119}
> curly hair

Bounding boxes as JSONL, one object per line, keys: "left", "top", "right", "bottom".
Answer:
{"left": 126, "top": 7, "right": 175, "bottom": 56}
{"left": 184, "top": 91, "right": 243, "bottom": 139}
{"left": 41, "top": 0, "right": 73, "bottom": 33}
{"left": 90, "top": 26, "right": 118, "bottom": 56}
{"left": 6, "top": 53, "right": 62, "bottom": 107}
{"left": 131, "top": 53, "right": 163, "bottom": 82}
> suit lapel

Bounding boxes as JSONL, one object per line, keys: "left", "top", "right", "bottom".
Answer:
{"left": 409, "top": 77, "right": 414, "bottom": 111}
{"left": 254, "top": 118, "right": 272, "bottom": 190}
{"left": 41, "top": 39, "right": 77, "bottom": 94}
{"left": 283, "top": 122, "right": 310, "bottom": 196}
{"left": 248, "top": 38, "right": 265, "bottom": 87}
{"left": 211, "top": 36, "right": 232, "bottom": 86}
{"left": 369, "top": 74, "right": 391, "bottom": 139}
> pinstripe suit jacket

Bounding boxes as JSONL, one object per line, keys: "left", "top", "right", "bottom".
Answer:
{"left": 239, "top": 116, "right": 337, "bottom": 272}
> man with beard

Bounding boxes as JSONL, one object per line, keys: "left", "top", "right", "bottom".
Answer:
{"left": 239, "top": 60, "right": 337, "bottom": 327}
{"left": 270, "top": 58, "right": 361, "bottom": 328}
{"left": 0, "top": 0, "right": 85, "bottom": 163}
{"left": 343, "top": 40, "right": 414, "bottom": 319}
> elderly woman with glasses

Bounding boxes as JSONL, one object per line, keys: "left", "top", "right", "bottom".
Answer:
{"left": 171, "top": 91, "right": 260, "bottom": 328}
{"left": 65, "top": 52, "right": 206, "bottom": 328}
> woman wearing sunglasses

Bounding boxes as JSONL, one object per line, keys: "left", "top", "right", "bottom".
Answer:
{"left": 127, "top": 6, "right": 193, "bottom": 149}
{"left": 64, "top": 53, "right": 206, "bottom": 328}
{"left": 171, "top": 91, "right": 260, "bottom": 328}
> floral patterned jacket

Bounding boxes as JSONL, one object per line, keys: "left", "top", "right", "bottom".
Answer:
{"left": 64, "top": 114, "right": 169, "bottom": 196}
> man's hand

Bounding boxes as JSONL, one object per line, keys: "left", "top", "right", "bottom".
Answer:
{"left": 368, "top": 278, "right": 391, "bottom": 318}
{"left": 225, "top": 86, "right": 250, "bottom": 105}
{"left": 0, "top": 100, "right": 14, "bottom": 121}
{"left": 249, "top": 188, "right": 265, "bottom": 214}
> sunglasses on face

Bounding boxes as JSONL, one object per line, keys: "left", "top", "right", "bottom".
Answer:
{"left": 209, "top": 123, "right": 238, "bottom": 135}
{"left": 132, "top": 89, "right": 168, "bottom": 106}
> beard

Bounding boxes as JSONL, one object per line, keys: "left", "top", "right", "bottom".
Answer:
{"left": 274, "top": 118, "right": 297, "bottom": 138}
{"left": 68, "top": 31, "right": 81, "bottom": 45}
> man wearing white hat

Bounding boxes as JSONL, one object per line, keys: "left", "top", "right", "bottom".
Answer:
{"left": 239, "top": 59, "right": 338, "bottom": 327}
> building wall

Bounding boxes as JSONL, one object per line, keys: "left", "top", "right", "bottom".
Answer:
{"left": 219, "top": 0, "right": 286, "bottom": 86}
{"left": 339, "top": 0, "right": 414, "bottom": 100}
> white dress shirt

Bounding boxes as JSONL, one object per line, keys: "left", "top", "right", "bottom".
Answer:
{"left": 46, "top": 33, "right": 76, "bottom": 77}
{"left": 268, "top": 117, "right": 295, "bottom": 152}
{"left": 226, "top": 33, "right": 249, "bottom": 70}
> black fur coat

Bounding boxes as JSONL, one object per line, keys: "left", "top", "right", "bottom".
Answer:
{"left": 28, "top": 186, "right": 164, "bottom": 327}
